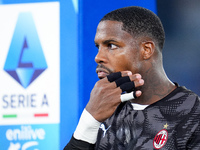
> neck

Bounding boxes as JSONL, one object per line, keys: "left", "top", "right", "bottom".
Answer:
{"left": 131, "top": 63, "right": 176, "bottom": 105}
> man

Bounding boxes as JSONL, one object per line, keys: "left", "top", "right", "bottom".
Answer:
{"left": 64, "top": 6, "right": 200, "bottom": 149}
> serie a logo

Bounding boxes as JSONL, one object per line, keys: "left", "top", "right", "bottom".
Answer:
{"left": 4, "top": 12, "right": 47, "bottom": 88}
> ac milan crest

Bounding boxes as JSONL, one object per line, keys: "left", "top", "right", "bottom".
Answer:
{"left": 153, "top": 129, "right": 168, "bottom": 149}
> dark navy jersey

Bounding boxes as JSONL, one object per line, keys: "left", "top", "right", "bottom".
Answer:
{"left": 95, "top": 86, "right": 200, "bottom": 150}
{"left": 64, "top": 85, "right": 200, "bottom": 150}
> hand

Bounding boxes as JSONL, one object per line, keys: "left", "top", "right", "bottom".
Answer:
{"left": 85, "top": 71, "right": 144, "bottom": 122}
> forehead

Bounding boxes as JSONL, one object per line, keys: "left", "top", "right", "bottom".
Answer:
{"left": 94, "top": 20, "right": 134, "bottom": 42}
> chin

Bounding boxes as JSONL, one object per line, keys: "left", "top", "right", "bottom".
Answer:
{"left": 99, "top": 76, "right": 105, "bottom": 80}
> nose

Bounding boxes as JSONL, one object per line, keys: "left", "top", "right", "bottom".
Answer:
{"left": 95, "top": 48, "right": 108, "bottom": 63}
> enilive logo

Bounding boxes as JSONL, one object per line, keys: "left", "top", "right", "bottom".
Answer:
{"left": 4, "top": 12, "right": 47, "bottom": 88}
{"left": 6, "top": 125, "right": 45, "bottom": 150}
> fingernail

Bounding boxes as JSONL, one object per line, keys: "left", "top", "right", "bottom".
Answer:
{"left": 136, "top": 74, "right": 142, "bottom": 79}
{"left": 127, "top": 71, "right": 132, "bottom": 76}
{"left": 139, "top": 79, "right": 144, "bottom": 84}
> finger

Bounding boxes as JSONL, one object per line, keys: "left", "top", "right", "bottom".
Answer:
{"left": 128, "top": 73, "right": 142, "bottom": 81}
{"left": 107, "top": 72, "right": 122, "bottom": 82}
{"left": 115, "top": 76, "right": 131, "bottom": 87}
{"left": 119, "top": 81, "right": 135, "bottom": 93}
{"left": 134, "top": 79, "right": 144, "bottom": 88}
{"left": 107, "top": 71, "right": 133, "bottom": 82}
{"left": 120, "top": 91, "right": 142, "bottom": 102}
{"left": 121, "top": 71, "right": 132, "bottom": 77}
{"left": 120, "top": 91, "right": 137, "bottom": 102}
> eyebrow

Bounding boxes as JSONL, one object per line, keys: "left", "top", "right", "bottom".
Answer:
{"left": 95, "top": 39, "right": 119, "bottom": 45}
{"left": 103, "top": 39, "right": 119, "bottom": 45}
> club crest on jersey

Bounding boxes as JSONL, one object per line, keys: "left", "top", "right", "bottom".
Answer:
{"left": 153, "top": 129, "right": 168, "bottom": 149}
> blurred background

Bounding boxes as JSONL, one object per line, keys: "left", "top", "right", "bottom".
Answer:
{"left": 0, "top": 0, "right": 199, "bottom": 149}
{"left": 157, "top": 0, "right": 200, "bottom": 96}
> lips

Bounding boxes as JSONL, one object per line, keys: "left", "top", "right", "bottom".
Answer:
{"left": 96, "top": 68, "right": 110, "bottom": 79}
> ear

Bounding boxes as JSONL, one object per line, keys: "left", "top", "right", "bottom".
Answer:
{"left": 141, "top": 41, "right": 155, "bottom": 60}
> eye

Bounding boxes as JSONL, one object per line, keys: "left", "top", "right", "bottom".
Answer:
{"left": 95, "top": 43, "right": 99, "bottom": 49}
{"left": 108, "top": 43, "right": 118, "bottom": 50}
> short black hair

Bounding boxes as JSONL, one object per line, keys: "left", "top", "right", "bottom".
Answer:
{"left": 100, "top": 6, "right": 165, "bottom": 50}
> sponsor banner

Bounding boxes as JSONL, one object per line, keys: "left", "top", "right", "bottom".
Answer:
{"left": 0, "top": 2, "right": 60, "bottom": 125}
{"left": 0, "top": 124, "right": 59, "bottom": 150}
